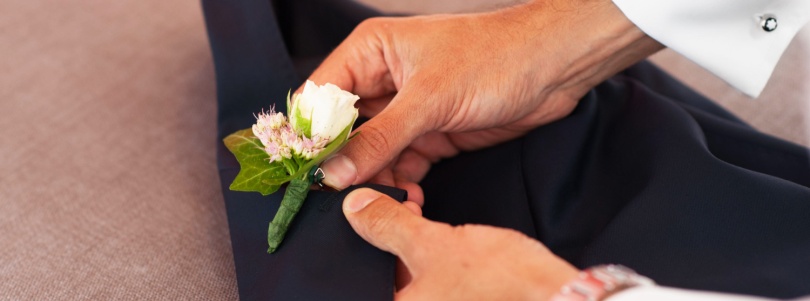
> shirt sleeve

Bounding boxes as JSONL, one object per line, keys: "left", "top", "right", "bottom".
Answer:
{"left": 607, "top": 286, "right": 776, "bottom": 301}
{"left": 611, "top": 0, "right": 810, "bottom": 97}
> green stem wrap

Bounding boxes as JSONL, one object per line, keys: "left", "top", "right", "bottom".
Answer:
{"left": 267, "top": 177, "right": 311, "bottom": 253}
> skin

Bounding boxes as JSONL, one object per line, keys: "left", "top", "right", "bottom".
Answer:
{"left": 300, "top": 0, "right": 663, "bottom": 298}
{"left": 343, "top": 188, "right": 580, "bottom": 300}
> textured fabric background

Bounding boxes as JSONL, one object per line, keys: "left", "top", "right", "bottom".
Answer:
{"left": 0, "top": 0, "right": 806, "bottom": 300}
{"left": 0, "top": 0, "right": 237, "bottom": 299}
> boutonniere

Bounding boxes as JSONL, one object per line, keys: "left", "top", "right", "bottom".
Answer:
{"left": 223, "top": 80, "right": 359, "bottom": 253}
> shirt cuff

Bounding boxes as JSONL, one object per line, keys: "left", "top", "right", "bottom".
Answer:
{"left": 607, "top": 285, "right": 773, "bottom": 301}
{"left": 611, "top": 0, "right": 810, "bottom": 97}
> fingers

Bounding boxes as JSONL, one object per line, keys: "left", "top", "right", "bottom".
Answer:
{"left": 397, "top": 181, "right": 424, "bottom": 207}
{"left": 394, "top": 201, "right": 420, "bottom": 291}
{"left": 294, "top": 49, "right": 358, "bottom": 95}
{"left": 393, "top": 149, "right": 433, "bottom": 183}
{"left": 294, "top": 18, "right": 433, "bottom": 190}
{"left": 296, "top": 17, "right": 446, "bottom": 190}
{"left": 392, "top": 132, "right": 460, "bottom": 184}
{"left": 298, "top": 18, "right": 398, "bottom": 98}
{"left": 366, "top": 162, "right": 425, "bottom": 206}
{"left": 343, "top": 188, "right": 427, "bottom": 258}
{"left": 395, "top": 258, "right": 412, "bottom": 291}
{"left": 357, "top": 94, "right": 395, "bottom": 118}
{"left": 322, "top": 93, "right": 430, "bottom": 189}
{"left": 402, "top": 201, "right": 423, "bottom": 216}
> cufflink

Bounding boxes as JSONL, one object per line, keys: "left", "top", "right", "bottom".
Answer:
{"left": 759, "top": 14, "right": 777, "bottom": 32}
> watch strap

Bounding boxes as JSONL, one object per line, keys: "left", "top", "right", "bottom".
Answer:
{"left": 550, "top": 265, "right": 654, "bottom": 301}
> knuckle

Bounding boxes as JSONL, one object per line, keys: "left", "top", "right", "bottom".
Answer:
{"left": 355, "top": 122, "right": 396, "bottom": 164}
{"left": 405, "top": 78, "right": 449, "bottom": 128}
{"left": 357, "top": 17, "right": 381, "bottom": 28}
{"left": 357, "top": 17, "right": 379, "bottom": 29}
{"left": 355, "top": 17, "right": 392, "bottom": 35}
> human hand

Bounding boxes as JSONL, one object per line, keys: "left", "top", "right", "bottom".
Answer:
{"left": 342, "top": 188, "right": 580, "bottom": 300}
{"left": 307, "top": 0, "right": 662, "bottom": 201}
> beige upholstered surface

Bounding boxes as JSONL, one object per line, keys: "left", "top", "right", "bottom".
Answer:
{"left": 1, "top": 0, "right": 807, "bottom": 300}
{"left": 0, "top": 0, "right": 237, "bottom": 299}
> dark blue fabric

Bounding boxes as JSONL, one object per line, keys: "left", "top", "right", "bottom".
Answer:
{"left": 203, "top": 0, "right": 810, "bottom": 299}
{"left": 421, "top": 74, "right": 810, "bottom": 298}
{"left": 202, "top": 1, "right": 402, "bottom": 300}
{"left": 218, "top": 179, "right": 404, "bottom": 300}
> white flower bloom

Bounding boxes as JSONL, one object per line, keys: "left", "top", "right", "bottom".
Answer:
{"left": 251, "top": 82, "right": 356, "bottom": 167}
{"left": 290, "top": 80, "right": 359, "bottom": 141}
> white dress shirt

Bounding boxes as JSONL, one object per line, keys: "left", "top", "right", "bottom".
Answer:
{"left": 600, "top": 1, "right": 810, "bottom": 299}
{"left": 611, "top": 286, "right": 810, "bottom": 301}
{"left": 612, "top": 0, "right": 810, "bottom": 97}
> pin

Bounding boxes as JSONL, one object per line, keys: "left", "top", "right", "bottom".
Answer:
{"left": 312, "top": 167, "right": 326, "bottom": 189}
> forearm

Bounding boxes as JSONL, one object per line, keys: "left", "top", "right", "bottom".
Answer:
{"left": 500, "top": 0, "right": 664, "bottom": 103}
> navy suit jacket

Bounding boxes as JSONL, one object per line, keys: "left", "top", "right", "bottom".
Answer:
{"left": 203, "top": 0, "right": 810, "bottom": 299}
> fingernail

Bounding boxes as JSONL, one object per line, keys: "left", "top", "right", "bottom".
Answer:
{"left": 322, "top": 154, "right": 357, "bottom": 190}
{"left": 344, "top": 188, "right": 382, "bottom": 213}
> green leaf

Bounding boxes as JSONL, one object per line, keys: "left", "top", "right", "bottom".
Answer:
{"left": 223, "top": 129, "right": 291, "bottom": 195}
{"left": 294, "top": 109, "right": 312, "bottom": 138}
{"left": 286, "top": 90, "right": 291, "bottom": 114}
{"left": 289, "top": 92, "right": 312, "bottom": 138}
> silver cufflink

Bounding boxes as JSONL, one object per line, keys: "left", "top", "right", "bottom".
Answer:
{"left": 759, "top": 14, "right": 777, "bottom": 32}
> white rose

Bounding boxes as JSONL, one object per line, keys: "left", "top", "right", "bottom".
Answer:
{"left": 290, "top": 80, "right": 359, "bottom": 141}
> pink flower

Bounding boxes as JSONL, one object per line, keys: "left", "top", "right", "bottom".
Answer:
{"left": 264, "top": 141, "right": 283, "bottom": 162}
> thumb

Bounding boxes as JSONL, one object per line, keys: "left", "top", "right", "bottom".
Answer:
{"left": 321, "top": 90, "right": 431, "bottom": 189}
{"left": 343, "top": 188, "right": 426, "bottom": 257}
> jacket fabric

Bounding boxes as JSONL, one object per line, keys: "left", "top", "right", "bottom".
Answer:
{"left": 202, "top": 0, "right": 810, "bottom": 299}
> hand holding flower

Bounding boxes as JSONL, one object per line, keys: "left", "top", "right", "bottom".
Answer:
{"left": 303, "top": 0, "right": 662, "bottom": 202}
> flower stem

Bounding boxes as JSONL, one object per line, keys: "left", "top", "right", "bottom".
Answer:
{"left": 267, "top": 177, "right": 311, "bottom": 253}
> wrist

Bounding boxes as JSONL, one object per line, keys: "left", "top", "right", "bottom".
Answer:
{"left": 515, "top": 0, "right": 664, "bottom": 103}
{"left": 557, "top": 0, "right": 663, "bottom": 97}
{"left": 524, "top": 257, "right": 581, "bottom": 301}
